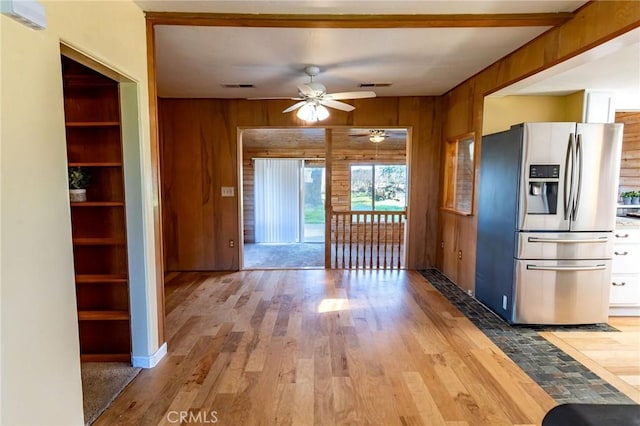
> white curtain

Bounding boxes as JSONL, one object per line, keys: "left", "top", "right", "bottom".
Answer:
{"left": 254, "top": 159, "right": 301, "bottom": 243}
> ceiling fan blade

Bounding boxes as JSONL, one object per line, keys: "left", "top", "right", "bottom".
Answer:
{"left": 298, "top": 84, "right": 316, "bottom": 97}
{"left": 247, "top": 97, "right": 302, "bottom": 100}
{"left": 325, "top": 91, "right": 376, "bottom": 100}
{"left": 319, "top": 99, "right": 355, "bottom": 112}
{"left": 282, "top": 101, "right": 307, "bottom": 113}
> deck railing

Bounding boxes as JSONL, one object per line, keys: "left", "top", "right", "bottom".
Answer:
{"left": 330, "top": 210, "right": 406, "bottom": 269}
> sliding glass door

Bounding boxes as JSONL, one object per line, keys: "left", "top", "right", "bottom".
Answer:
{"left": 254, "top": 159, "right": 302, "bottom": 243}
{"left": 303, "top": 164, "right": 325, "bottom": 242}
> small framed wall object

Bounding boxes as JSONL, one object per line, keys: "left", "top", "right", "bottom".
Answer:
{"left": 442, "top": 133, "right": 475, "bottom": 215}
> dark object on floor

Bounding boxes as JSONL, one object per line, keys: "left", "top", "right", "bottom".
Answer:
{"left": 542, "top": 403, "right": 640, "bottom": 425}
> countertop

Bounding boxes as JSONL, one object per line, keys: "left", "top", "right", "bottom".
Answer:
{"left": 616, "top": 215, "right": 640, "bottom": 228}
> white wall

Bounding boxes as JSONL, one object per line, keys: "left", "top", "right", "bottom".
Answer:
{"left": 1, "top": 1, "right": 160, "bottom": 423}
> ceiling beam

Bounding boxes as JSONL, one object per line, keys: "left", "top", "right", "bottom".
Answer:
{"left": 144, "top": 12, "right": 574, "bottom": 28}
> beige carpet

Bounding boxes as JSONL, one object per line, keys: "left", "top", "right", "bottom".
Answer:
{"left": 81, "top": 362, "right": 141, "bottom": 425}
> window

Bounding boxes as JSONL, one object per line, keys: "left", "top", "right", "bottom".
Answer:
{"left": 350, "top": 164, "right": 407, "bottom": 211}
{"left": 443, "top": 133, "right": 475, "bottom": 215}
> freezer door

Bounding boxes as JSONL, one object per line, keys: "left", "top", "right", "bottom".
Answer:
{"left": 516, "top": 231, "right": 613, "bottom": 260}
{"left": 513, "top": 259, "right": 611, "bottom": 324}
{"left": 571, "top": 123, "right": 623, "bottom": 231}
{"left": 518, "top": 123, "right": 574, "bottom": 231}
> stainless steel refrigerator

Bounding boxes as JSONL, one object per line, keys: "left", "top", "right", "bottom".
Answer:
{"left": 475, "top": 122, "right": 623, "bottom": 324}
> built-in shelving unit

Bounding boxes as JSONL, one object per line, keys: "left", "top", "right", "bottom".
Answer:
{"left": 62, "top": 56, "right": 131, "bottom": 362}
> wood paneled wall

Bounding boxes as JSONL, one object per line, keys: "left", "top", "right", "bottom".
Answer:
{"left": 438, "top": 1, "right": 640, "bottom": 292}
{"left": 617, "top": 112, "right": 640, "bottom": 193}
{"left": 159, "top": 100, "right": 239, "bottom": 271}
{"left": 160, "top": 97, "right": 440, "bottom": 271}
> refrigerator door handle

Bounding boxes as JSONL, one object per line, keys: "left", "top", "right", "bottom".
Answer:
{"left": 527, "top": 236, "right": 608, "bottom": 244}
{"left": 563, "top": 133, "right": 575, "bottom": 220}
{"left": 573, "top": 133, "right": 583, "bottom": 219}
{"left": 526, "top": 264, "right": 607, "bottom": 271}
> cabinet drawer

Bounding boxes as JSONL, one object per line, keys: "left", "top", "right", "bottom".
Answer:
{"left": 612, "top": 243, "right": 640, "bottom": 273}
{"left": 614, "top": 229, "right": 640, "bottom": 243}
{"left": 610, "top": 275, "right": 640, "bottom": 306}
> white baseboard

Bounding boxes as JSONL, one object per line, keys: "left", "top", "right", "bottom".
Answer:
{"left": 132, "top": 342, "right": 167, "bottom": 368}
{"left": 609, "top": 306, "right": 640, "bottom": 317}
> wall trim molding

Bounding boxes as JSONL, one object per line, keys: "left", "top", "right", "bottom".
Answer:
{"left": 132, "top": 342, "right": 167, "bottom": 368}
{"left": 145, "top": 12, "right": 573, "bottom": 28}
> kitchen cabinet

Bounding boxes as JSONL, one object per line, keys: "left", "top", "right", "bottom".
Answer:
{"left": 610, "top": 223, "right": 640, "bottom": 316}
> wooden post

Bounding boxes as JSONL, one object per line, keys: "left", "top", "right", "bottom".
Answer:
{"left": 341, "top": 213, "right": 346, "bottom": 268}
{"left": 355, "top": 213, "right": 360, "bottom": 269}
{"left": 324, "top": 129, "right": 333, "bottom": 268}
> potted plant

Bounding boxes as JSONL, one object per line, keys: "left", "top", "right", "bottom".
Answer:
{"left": 621, "top": 191, "right": 635, "bottom": 205}
{"left": 68, "top": 166, "right": 91, "bottom": 202}
{"left": 633, "top": 191, "right": 640, "bottom": 205}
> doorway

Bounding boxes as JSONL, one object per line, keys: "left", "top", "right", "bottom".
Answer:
{"left": 240, "top": 127, "right": 408, "bottom": 270}
{"left": 241, "top": 128, "right": 326, "bottom": 269}
{"left": 60, "top": 48, "right": 148, "bottom": 423}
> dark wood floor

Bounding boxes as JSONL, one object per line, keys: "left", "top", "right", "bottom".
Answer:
{"left": 96, "top": 270, "right": 556, "bottom": 425}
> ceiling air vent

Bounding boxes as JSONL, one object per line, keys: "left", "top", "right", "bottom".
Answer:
{"left": 359, "top": 83, "right": 392, "bottom": 88}
{"left": 220, "top": 83, "right": 255, "bottom": 88}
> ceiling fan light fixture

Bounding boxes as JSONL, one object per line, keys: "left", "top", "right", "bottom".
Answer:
{"left": 297, "top": 103, "right": 329, "bottom": 122}
{"left": 369, "top": 130, "right": 386, "bottom": 143}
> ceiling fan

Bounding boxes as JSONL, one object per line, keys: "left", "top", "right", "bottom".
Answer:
{"left": 251, "top": 65, "right": 376, "bottom": 122}
{"left": 349, "top": 129, "right": 407, "bottom": 143}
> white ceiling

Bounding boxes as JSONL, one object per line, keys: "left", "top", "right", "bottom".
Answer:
{"left": 136, "top": 0, "right": 639, "bottom": 110}
{"left": 154, "top": 25, "right": 550, "bottom": 98}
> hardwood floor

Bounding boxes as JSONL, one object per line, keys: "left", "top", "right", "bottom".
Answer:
{"left": 541, "top": 317, "right": 640, "bottom": 404}
{"left": 96, "top": 270, "right": 555, "bottom": 425}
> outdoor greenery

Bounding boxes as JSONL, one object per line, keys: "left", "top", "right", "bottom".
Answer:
{"left": 301, "top": 164, "right": 406, "bottom": 224}
{"left": 304, "top": 205, "right": 325, "bottom": 224}
{"left": 304, "top": 167, "right": 325, "bottom": 224}
{"left": 351, "top": 165, "right": 407, "bottom": 211}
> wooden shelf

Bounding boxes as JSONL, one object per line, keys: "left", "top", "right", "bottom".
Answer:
{"left": 68, "top": 162, "right": 122, "bottom": 167}
{"left": 78, "top": 310, "right": 130, "bottom": 321}
{"left": 80, "top": 353, "right": 131, "bottom": 363}
{"left": 63, "top": 55, "right": 131, "bottom": 362}
{"left": 66, "top": 121, "right": 120, "bottom": 127}
{"left": 73, "top": 237, "right": 126, "bottom": 246}
{"left": 76, "top": 274, "right": 128, "bottom": 284}
{"left": 71, "top": 201, "right": 125, "bottom": 207}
